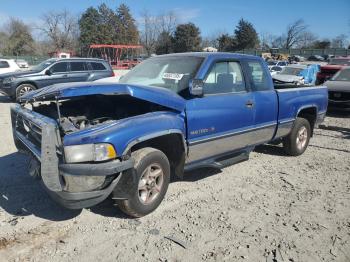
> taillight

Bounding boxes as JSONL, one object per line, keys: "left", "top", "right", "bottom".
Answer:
{"left": 111, "top": 71, "right": 115, "bottom": 77}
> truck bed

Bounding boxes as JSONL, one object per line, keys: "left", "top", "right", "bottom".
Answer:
{"left": 274, "top": 85, "right": 328, "bottom": 139}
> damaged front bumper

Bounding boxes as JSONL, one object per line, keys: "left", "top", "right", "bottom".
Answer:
{"left": 11, "top": 104, "right": 136, "bottom": 209}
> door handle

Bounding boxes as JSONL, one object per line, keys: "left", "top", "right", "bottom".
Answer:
{"left": 62, "top": 74, "right": 68, "bottom": 77}
{"left": 245, "top": 100, "right": 254, "bottom": 108}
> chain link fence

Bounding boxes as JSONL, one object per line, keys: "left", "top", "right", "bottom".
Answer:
{"left": 235, "top": 48, "right": 350, "bottom": 57}
{"left": 0, "top": 55, "right": 50, "bottom": 65}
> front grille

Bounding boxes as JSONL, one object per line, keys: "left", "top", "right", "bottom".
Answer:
{"left": 329, "top": 91, "right": 350, "bottom": 101}
{"left": 15, "top": 114, "right": 42, "bottom": 149}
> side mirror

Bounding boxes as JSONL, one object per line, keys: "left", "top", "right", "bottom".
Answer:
{"left": 189, "top": 79, "right": 204, "bottom": 96}
{"left": 45, "top": 69, "right": 52, "bottom": 76}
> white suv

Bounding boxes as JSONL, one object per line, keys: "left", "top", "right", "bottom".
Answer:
{"left": 0, "top": 59, "right": 21, "bottom": 74}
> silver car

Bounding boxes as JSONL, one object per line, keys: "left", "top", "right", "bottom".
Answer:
{"left": 324, "top": 67, "right": 350, "bottom": 110}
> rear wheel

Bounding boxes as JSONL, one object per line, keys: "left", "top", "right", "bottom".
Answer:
{"left": 283, "top": 117, "right": 311, "bottom": 156}
{"left": 16, "top": 83, "right": 36, "bottom": 100}
{"left": 114, "top": 147, "right": 170, "bottom": 217}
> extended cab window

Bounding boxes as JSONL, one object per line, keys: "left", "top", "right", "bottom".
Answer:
{"left": 203, "top": 61, "right": 245, "bottom": 95}
{"left": 247, "top": 61, "right": 270, "bottom": 91}
{"left": 50, "top": 62, "right": 68, "bottom": 73}
{"left": 0, "top": 61, "right": 9, "bottom": 68}
{"left": 90, "top": 62, "right": 106, "bottom": 71}
{"left": 70, "top": 62, "right": 87, "bottom": 71}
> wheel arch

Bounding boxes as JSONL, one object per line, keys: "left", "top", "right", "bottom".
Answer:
{"left": 16, "top": 81, "right": 38, "bottom": 89}
{"left": 124, "top": 130, "right": 187, "bottom": 179}
{"left": 296, "top": 106, "right": 317, "bottom": 136}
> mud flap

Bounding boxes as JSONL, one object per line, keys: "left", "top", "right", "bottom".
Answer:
{"left": 41, "top": 124, "right": 62, "bottom": 191}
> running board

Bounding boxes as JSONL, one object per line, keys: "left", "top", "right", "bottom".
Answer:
{"left": 212, "top": 152, "right": 249, "bottom": 169}
{"left": 185, "top": 151, "right": 250, "bottom": 171}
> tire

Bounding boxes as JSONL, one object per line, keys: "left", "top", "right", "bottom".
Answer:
{"left": 115, "top": 147, "right": 170, "bottom": 217}
{"left": 283, "top": 117, "right": 311, "bottom": 156}
{"left": 16, "top": 83, "right": 36, "bottom": 100}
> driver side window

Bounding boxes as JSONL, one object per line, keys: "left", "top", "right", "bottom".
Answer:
{"left": 50, "top": 62, "right": 68, "bottom": 73}
{"left": 203, "top": 61, "right": 246, "bottom": 95}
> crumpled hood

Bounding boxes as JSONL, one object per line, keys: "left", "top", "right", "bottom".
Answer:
{"left": 272, "top": 74, "right": 303, "bottom": 83}
{"left": 19, "top": 82, "right": 186, "bottom": 112}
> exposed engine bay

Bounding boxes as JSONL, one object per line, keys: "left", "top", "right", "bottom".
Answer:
{"left": 31, "top": 94, "right": 169, "bottom": 134}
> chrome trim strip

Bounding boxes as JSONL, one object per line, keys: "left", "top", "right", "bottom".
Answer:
{"left": 15, "top": 130, "right": 41, "bottom": 160}
{"left": 189, "top": 122, "right": 276, "bottom": 146}
{"left": 122, "top": 129, "right": 187, "bottom": 155}
{"left": 276, "top": 86, "right": 327, "bottom": 92}
{"left": 279, "top": 118, "right": 295, "bottom": 124}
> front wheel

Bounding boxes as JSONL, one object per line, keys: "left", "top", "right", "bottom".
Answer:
{"left": 16, "top": 83, "right": 36, "bottom": 100}
{"left": 283, "top": 117, "right": 311, "bottom": 156}
{"left": 114, "top": 147, "right": 170, "bottom": 217}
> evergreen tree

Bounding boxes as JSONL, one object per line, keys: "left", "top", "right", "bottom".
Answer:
{"left": 172, "top": 23, "right": 201, "bottom": 53}
{"left": 155, "top": 31, "right": 173, "bottom": 54}
{"left": 79, "top": 7, "right": 101, "bottom": 51}
{"left": 116, "top": 4, "right": 139, "bottom": 44}
{"left": 217, "top": 33, "right": 235, "bottom": 52}
{"left": 7, "top": 18, "right": 34, "bottom": 55}
{"left": 234, "top": 18, "right": 259, "bottom": 50}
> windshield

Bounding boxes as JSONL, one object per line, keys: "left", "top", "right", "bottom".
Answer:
{"left": 119, "top": 56, "right": 204, "bottom": 95}
{"left": 267, "top": 61, "right": 276, "bottom": 66}
{"left": 31, "top": 59, "right": 56, "bottom": 71}
{"left": 332, "top": 68, "right": 350, "bottom": 81}
{"left": 280, "top": 67, "right": 304, "bottom": 75}
{"left": 329, "top": 58, "right": 350, "bottom": 66}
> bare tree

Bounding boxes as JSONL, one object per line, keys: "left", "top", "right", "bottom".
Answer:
{"left": 284, "top": 19, "right": 308, "bottom": 48}
{"left": 140, "top": 11, "right": 159, "bottom": 56}
{"left": 140, "top": 11, "right": 178, "bottom": 55}
{"left": 296, "top": 31, "right": 318, "bottom": 48}
{"left": 158, "top": 11, "right": 177, "bottom": 34}
{"left": 39, "top": 10, "right": 78, "bottom": 51}
{"left": 331, "top": 34, "right": 348, "bottom": 48}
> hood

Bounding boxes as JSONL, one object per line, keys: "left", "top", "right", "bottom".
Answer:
{"left": 0, "top": 70, "right": 41, "bottom": 79}
{"left": 324, "top": 80, "right": 350, "bottom": 92}
{"left": 321, "top": 65, "right": 344, "bottom": 70}
{"left": 19, "top": 82, "right": 186, "bottom": 112}
{"left": 272, "top": 74, "right": 303, "bottom": 83}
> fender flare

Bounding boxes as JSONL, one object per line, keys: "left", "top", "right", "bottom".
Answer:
{"left": 122, "top": 129, "right": 187, "bottom": 156}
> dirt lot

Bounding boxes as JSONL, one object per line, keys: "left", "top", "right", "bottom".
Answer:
{"left": 0, "top": 94, "right": 349, "bottom": 262}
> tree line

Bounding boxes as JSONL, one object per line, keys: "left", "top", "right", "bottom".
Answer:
{"left": 0, "top": 3, "right": 349, "bottom": 57}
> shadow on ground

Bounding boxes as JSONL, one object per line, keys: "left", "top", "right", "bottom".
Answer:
{"left": 254, "top": 144, "right": 286, "bottom": 156}
{"left": 0, "top": 152, "right": 81, "bottom": 221}
{"left": 0, "top": 95, "right": 13, "bottom": 103}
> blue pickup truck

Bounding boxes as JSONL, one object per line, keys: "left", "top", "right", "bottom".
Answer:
{"left": 11, "top": 52, "right": 328, "bottom": 217}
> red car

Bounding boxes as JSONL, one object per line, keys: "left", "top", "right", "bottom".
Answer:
{"left": 316, "top": 57, "right": 350, "bottom": 85}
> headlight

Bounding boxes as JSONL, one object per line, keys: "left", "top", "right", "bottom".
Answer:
{"left": 3, "top": 77, "right": 15, "bottom": 84}
{"left": 64, "top": 143, "right": 117, "bottom": 163}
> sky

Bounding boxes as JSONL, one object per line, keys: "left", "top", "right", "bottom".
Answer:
{"left": 0, "top": 0, "right": 349, "bottom": 40}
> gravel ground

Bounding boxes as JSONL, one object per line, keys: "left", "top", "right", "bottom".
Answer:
{"left": 0, "top": 94, "right": 349, "bottom": 262}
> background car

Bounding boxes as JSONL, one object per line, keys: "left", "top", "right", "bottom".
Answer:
{"left": 15, "top": 59, "right": 29, "bottom": 68}
{"left": 289, "top": 55, "right": 306, "bottom": 62}
{"left": 316, "top": 57, "right": 350, "bottom": 85}
{"left": 0, "top": 58, "right": 114, "bottom": 100}
{"left": 324, "top": 67, "right": 350, "bottom": 110}
{"left": 272, "top": 64, "right": 307, "bottom": 85}
{"left": 266, "top": 60, "right": 288, "bottom": 70}
{"left": 308, "top": 55, "right": 325, "bottom": 62}
{"left": 0, "top": 59, "right": 21, "bottom": 74}
{"left": 269, "top": 65, "right": 283, "bottom": 76}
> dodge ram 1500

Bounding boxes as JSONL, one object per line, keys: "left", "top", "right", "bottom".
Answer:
{"left": 11, "top": 52, "right": 328, "bottom": 217}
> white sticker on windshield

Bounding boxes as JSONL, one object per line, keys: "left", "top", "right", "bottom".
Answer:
{"left": 162, "top": 73, "right": 184, "bottom": 80}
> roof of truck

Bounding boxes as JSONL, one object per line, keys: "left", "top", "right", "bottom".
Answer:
{"left": 157, "top": 52, "right": 261, "bottom": 60}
